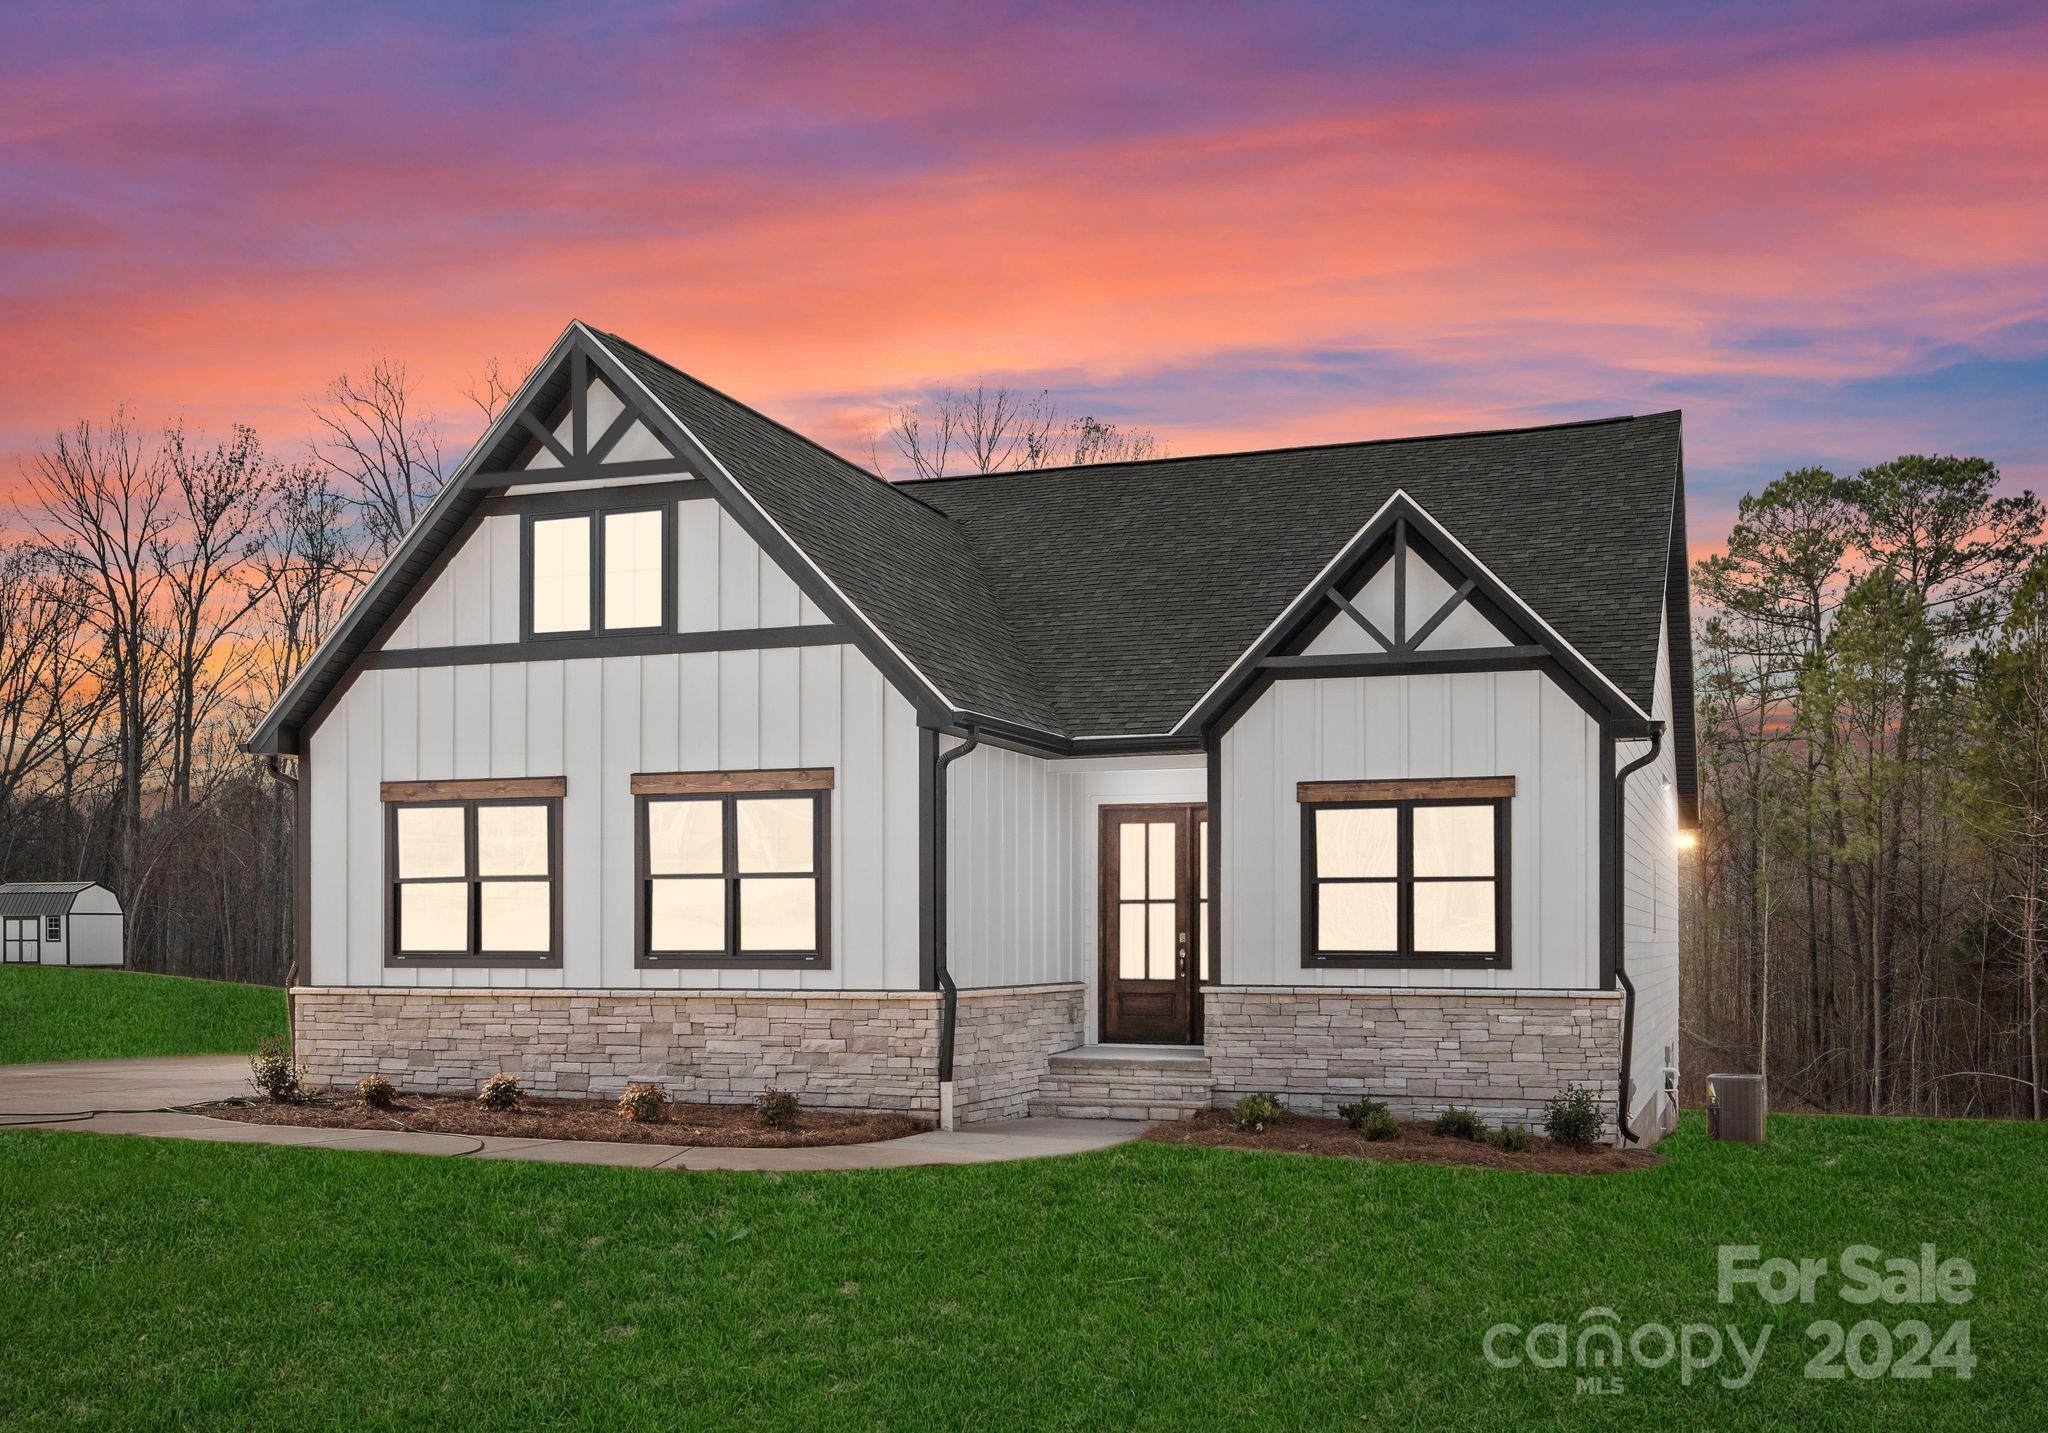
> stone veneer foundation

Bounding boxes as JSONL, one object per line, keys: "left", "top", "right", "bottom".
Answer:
{"left": 1203, "top": 986, "right": 1623, "bottom": 1124}
{"left": 291, "top": 983, "right": 1083, "bottom": 1125}
{"left": 949, "top": 984, "right": 1086, "bottom": 1124}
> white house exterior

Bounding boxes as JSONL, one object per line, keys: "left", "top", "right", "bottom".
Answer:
{"left": 251, "top": 322, "right": 1696, "bottom": 1141}
{"left": 0, "top": 883, "right": 124, "bottom": 966}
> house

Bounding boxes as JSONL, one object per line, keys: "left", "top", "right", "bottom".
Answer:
{"left": 0, "top": 883, "right": 125, "bottom": 966}
{"left": 249, "top": 321, "right": 1696, "bottom": 1142}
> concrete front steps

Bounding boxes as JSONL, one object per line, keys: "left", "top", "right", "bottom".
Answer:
{"left": 1029, "top": 1043, "right": 1213, "bottom": 1121}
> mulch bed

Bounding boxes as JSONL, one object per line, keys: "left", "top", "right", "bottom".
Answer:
{"left": 1144, "top": 1109, "right": 1663, "bottom": 1174}
{"left": 198, "top": 1091, "right": 928, "bottom": 1147}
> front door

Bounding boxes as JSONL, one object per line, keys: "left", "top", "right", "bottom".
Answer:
{"left": 1099, "top": 803, "right": 1207, "bottom": 1043}
{"left": 2, "top": 919, "right": 35, "bottom": 964}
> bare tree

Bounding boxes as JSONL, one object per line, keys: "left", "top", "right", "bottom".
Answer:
{"left": 462, "top": 357, "right": 530, "bottom": 429}
{"left": 873, "top": 384, "right": 1165, "bottom": 479}
{"left": 0, "top": 543, "right": 82, "bottom": 818}
{"left": 21, "top": 413, "right": 172, "bottom": 902}
{"left": 250, "top": 459, "right": 363, "bottom": 708}
{"left": 309, "top": 359, "right": 444, "bottom": 556}
{"left": 155, "top": 423, "right": 276, "bottom": 808}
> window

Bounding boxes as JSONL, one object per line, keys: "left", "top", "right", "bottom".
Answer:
{"left": 384, "top": 779, "right": 563, "bottom": 965}
{"left": 634, "top": 770, "right": 831, "bottom": 966}
{"left": 45, "top": 915, "right": 62, "bottom": 941}
{"left": 524, "top": 503, "right": 670, "bottom": 638}
{"left": 1299, "top": 777, "right": 1511, "bottom": 967}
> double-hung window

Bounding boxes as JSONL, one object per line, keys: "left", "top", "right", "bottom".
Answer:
{"left": 1299, "top": 777, "right": 1511, "bottom": 967}
{"left": 525, "top": 504, "right": 670, "bottom": 638}
{"left": 633, "top": 770, "right": 831, "bottom": 967}
{"left": 385, "top": 779, "right": 563, "bottom": 966}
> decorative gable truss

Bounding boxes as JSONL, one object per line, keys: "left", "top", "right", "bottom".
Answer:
{"left": 248, "top": 322, "right": 945, "bottom": 756}
{"left": 477, "top": 337, "right": 687, "bottom": 488}
{"left": 1179, "top": 491, "right": 1652, "bottom": 734}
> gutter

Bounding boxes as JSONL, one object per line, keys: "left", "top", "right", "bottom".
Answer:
{"left": 932, "top": 727, "right": 982, "bottom": 1125}
{"left": 1611, "top": 721, "right": 1665, "bottom": 1145}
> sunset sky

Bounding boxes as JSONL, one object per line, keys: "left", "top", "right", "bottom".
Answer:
{"left": 3, "top": 1, "right": 2044, "bottom": 548}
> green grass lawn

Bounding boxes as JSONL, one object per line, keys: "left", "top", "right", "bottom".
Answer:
{"left": 0, "top": 966, "right": 286, "bottom": 1065}
{"left": 2, "top": 1113, "right": 2041, "bottom": 1429}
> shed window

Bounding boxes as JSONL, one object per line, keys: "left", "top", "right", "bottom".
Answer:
{"left": 45, "top": 915, "right": 62, "bottom": 941}
{"left": 1299, "top": 778, "right": 1511, "bottom": 968}
{"left": 525, "top": 503, "right": 670, "bottom": 638}
{"left": 386, "top": 791, "right": 561, "bottom": 965}
{"left": 635, "top": 772, "right": 831, "bottom": 967}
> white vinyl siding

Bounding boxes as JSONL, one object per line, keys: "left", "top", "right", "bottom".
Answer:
{"left": 307, "top": 643, "right": 919, "bottom": 990}
{"left": 1219, "top": 669, "right": 1601, "bottom": 989}
{"left": 383, "top": 502, "right": 831, "bottom": 651}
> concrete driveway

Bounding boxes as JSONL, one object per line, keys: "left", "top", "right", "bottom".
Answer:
{"left": 0, "top": 1055, "right": 1146, "bottom": 1171}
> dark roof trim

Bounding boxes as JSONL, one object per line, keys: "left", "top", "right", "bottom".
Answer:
{"left": 249, "top": 322, "right": 971, "bottom": 755}
{"left": 247, "top": 323, "right": 595, "bottom": 754}
{"left": 1664, "top": 436, "right": 1700, "bottom": 827}
{"left": 1177, "top": 490, "right": 1651, "bottom": 738}
{"left": 579, "top": 327, "right": 955, "bottom": 723}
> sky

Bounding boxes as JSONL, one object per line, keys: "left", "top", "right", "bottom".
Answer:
{"left": 2, "top": 0, "right": 2045, "bottom": 550}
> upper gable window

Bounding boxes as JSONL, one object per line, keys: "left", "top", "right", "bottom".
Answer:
{"left": 524, "top": 501, "right": 671, "bottom": 638}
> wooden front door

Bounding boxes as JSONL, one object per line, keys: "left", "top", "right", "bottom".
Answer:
{"left": 1099, "top": 803, "right": 1207, "bottom": 1043}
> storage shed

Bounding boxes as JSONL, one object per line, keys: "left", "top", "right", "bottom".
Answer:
{"left": 0, "top": 883, "right": 124, "bottom": 966}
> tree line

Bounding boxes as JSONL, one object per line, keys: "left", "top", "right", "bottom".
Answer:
{"left": 1685, "top": 456, "right": 2047, "bottom": 1119}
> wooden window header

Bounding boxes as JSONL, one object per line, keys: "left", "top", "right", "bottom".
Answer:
{"left": 382, "top": 777, "right": 567, "bottom": 803}
{"left": 1297, "top": 776, "right": 1516, "bottom": 804}
{"left": 630, "top": 769, "right": 836, "bottom": 796}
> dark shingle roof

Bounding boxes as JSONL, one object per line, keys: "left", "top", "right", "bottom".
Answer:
{"left": 597, "top": 332, "right": 1064, "bottom": 732}
{"left": 252, "top": 321, "right": 1686, "bottom": 764}
{"left": 601, "top": 332, "right": 1682, "bottom": 738}
{"left": 904, "top": 414, "right": 1682, "bottom": 733}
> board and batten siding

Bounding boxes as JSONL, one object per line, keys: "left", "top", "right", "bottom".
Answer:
{"left": 306, "top": 446, "right": 921, "bottom": 991}
{"left": 1219, "top": 669, "right": 1602, "bottom": 989}
{"left": 306, "top": 644, "right": 921, "bottom": 990}
{"left": 383, "top": 499, "right": 834, "bottom": 650}
{"left": 946, "top": 745, "right": 1205, "bottom": 1027}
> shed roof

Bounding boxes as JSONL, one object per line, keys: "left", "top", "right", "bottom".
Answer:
{"left": 0, "top": 883, "right": 106, "bottom": 918}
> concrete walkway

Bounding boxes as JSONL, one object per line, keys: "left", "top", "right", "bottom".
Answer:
{"left": 0, "top": 1055, "right": 1147, "bottom": 1171}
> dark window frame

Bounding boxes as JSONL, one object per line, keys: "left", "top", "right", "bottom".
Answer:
{"left": 1300, "top": 795, "right": 1511, "bottom": 969}
{"left": 384, "top": 796, "right": 564, "bottom": 967}
{"left": 520, "top": 493, "right": 677, "bottom": 642}
{"left": 45, "top": 914, "right": 62, "bottom": 941}
{"left": 635, "top": 789, "right": 832, "bottom": 969}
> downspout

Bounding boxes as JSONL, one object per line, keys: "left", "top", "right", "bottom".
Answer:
{"left": 262, "top": 756, "right": 300, "bottom": 1046}
{"left": 1611, "top": 721, "right": 1665, "bottom": 1145}
{"left": 933, "top": 727, "right": 981, "bottom": 1126}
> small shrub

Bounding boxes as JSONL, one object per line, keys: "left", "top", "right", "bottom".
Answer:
{"left": 1489, "top": 1122, "right": 1531, "bottom": 1152}
{"left": 1337, "top": 1097, "right": 1403, "bottom": 1142}
{"left": 1336, "top": 1097, "right": 1384, "bottom": 1130}
{"left": 1230, "top": 1092, "right": 1285, "bottom": 1132}
{"left": 1356, "top": 1105, "right": 1402, "bottom": 1141}
{"left": 617, "top": 1083, "right": 670, "bottom": 1123}
{"left": 755, "top": 1088, "right": 801, "bottom": 1128}
{"left": 248, "top": 1038, "right": 306, "bottom": 1104}
{"left": 476, "top": 1073, "right": 521, "bottom": 1110}
{"left": 1433, "top": 1106, "right": 1484, "bottom": 1141}
{"left": 355, "top": 1074, "right": 397, "bottom": 1110}
{"left": 1543, "top": 1084, "right": 1607, "bottom": 1148}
